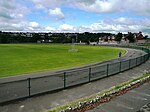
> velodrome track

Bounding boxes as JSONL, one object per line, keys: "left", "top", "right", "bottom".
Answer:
{"left": 0, "top": 47, "right": 149, "bottom": 112}
{"left": 0, "top": 48, "right": 147, "bottom": 83}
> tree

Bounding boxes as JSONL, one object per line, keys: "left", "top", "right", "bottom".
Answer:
{"left": 144, "top": 35, "right": 148, "bottom": 39}
{"left": 115, "top": 32, "right": 123, "bottom": 43}
{"left": 126, "top": 32, "right": 135, "bottom": 43}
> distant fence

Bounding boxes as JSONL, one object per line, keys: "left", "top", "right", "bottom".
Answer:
{"left": 0, "top": 45, "right": 150, "bottom": 104}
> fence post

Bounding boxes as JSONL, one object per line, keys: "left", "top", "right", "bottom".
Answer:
{"left": 28, "top": 78, "right": 31, "bottom": 97}
{"left": 89, "top": 67, "right": 91, "bottom": 82}
{"left": 107, "top": 64, "right": 109, "bottom": 76}
{"left": 136, "top": 57, "right": 138, "bottom": 66}
{"left": 119, "top": 61, "right": 121, "bottom": 72}
{"left": 64, "top": 72, "right": 66, "bottom": 88}
{"left": 129, "top": 59, "right": 131, "bottom": 69}
{"left": 140, "top": 56, "right": 142, "bottom": 64}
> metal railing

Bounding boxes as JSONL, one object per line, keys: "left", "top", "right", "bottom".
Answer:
{"left": 0, "top": 45, "right": 149, "bottom": 104}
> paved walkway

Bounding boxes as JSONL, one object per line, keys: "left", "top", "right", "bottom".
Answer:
{"left": 138, "top": 102, "right": 150, "bottom": 112}
{"left": 0, "top": 49, "right": 149, "bottom": 112}
{"left": 88, "top": 82, "right": 150, "bottom": 112}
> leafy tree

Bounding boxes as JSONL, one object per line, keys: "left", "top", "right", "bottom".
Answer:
{"left": 115, "top": 32, "right": 122, "bottom": 43}
{"left": 126, "top": 32, "right": 135, "bottom": 43}
{"left": 144, "top": 35, "right": 148, "bottom": 39}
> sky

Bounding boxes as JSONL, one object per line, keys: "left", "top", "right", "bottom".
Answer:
{"left": 0, "top": 0, "right": 150, "bottom": 35}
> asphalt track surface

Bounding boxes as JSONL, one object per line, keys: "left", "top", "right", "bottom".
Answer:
{"left": 0, "top": 48, "right": 149, "bottom": 112}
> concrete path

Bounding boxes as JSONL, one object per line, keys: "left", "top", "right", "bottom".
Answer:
{"left": 87, "top": 83, "right": 150, "bottom": 112}
{"left": 0, "top": 48, "right": 149, "bottom": 112}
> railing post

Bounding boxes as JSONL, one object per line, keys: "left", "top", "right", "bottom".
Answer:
{"left": 28, "top": 78, "right": 31, "bottom": 97}
{"left": 136, "top": 57, "right": 138, "bottom": 66}
{"left": 64, "top": 72, "right": 66, "bottom": 88}
{"left": 142, "top": 56, "right": 144, "bottom": 63}
{"left": 140, "top": 56, "right": 142, "bottom": 64}
{"left": 119, "top": 61, "right": 121, "bottom": 72}
{"left": 129, "top": 59, "right": 131, "bottom": 69}
{"left": 89, "top": 67, "right": 91, "bottom": 82}
{"left": 107, "top": 64, "right": 109, "bottom": 76}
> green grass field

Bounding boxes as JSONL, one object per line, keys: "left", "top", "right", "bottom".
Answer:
{"left": 0, "top": 44, "right": 125, "bottom": 78}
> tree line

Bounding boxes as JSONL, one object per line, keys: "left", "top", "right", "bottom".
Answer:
{"left": 0, "top": 31, "right": 112, "bottom": 43}
{"left": 0, "top": 31, "right": 148, "bottom": 44}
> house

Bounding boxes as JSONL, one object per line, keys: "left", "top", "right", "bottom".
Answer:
{"left": 135, "top": 32, "right": 146, "bottom": 44}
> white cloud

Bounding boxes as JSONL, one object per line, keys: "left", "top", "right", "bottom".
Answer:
{"left": 0, "top": 0, "right": 150, "bottom": 35}
{"left": 59, "top": 24, "right": 75, "bottom": 31}
{"left": 0, "top": 0, "right": 44, "bottom": 32}
{"left": 45, "top": 26, "right": 55, "bottom": 31}
{"left": 31, "top": 0, "right": 65, "bottom": 19}
{"left": 72, "top": 0, "right": 113, "bottom": 13}
{"left": 0, "top": 0, "right": 31, "bottom": 31}
{"left": 71, "top": 0, "right": 150, "bottom": 16}
{"left": 32, "top": 0, "right": 150, "bottom": 16}
{"left": 32, "top": 0, "right": 64, "bottom": 8}
{"left": 53, "top": 17, "right": 150, "bottom": 34}
{"left": 86, "top": 18, "right": 144, "bottom": 33}
{"left": 49, "top": 8, "right": 64, "bottom": 19}
{"left": 29, "top": 22, "right": 39, "bottom": 28}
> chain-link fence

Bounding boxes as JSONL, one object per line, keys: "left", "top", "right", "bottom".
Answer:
{"left": 0, "top": 45, "right": 150, "bottom": 104}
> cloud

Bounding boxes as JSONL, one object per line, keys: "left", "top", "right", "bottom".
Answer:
{"left": 45, "top": 26, "right": 55, "bottom": 31}
{"left": 59, "top": 24, "right": 75, "bottom": 31}
{"left": 87, "top": 17, "right": 149, "bottom": 34}
{"left": 51, "top": 17, "right": 150, "bottom": 34}
{"left": 82, "top": 17, "right": 146, "bottom": 33}
{"left": 0, "top": 0, "right": 150, "bottom": 36}
{"left": 0, "top": 0, "right": 45, "bottom": 32}
{"left": 29, "top": 22, "right": 39, "bottom": 28}
{"left": 32, "top": 0, "right": 65, "bottom": 19}
{"left": 72, "top": 0, "right": 113, "bottom": 13}
{"left": 0, "top": 0, "right": 31, "bottom": 31}
{"left": 32, "top": 0, "right": 150, "bottom": 16}
{"left": 32, "top": 0, "right": 64, "bottom": 9}
{"left": 71, "top": 0, "right": 150, "bottom": 16}
{"left": 32, "top": 0, "right": 113, "bottom": 13}
{"left": 49, "top": 8, "right": 64, "bottom": 19}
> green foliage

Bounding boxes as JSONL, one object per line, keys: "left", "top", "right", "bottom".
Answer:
{"left": 0, "top": 44, "right": 125, "bottom": 77}
{"left": 0, "top": 32, "right": 114, "bottom": 43}
{"left": 126, "top": 32, "right": 135, "bottom": 43}
{"left": 115, "top": 32, "right": 123, "bottom": 43}
{"left": 144, "top": 35, "right": 148, "bottom": 39}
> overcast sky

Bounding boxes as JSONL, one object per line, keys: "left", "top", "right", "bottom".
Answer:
{"left": 0, "top": 0, "right": 150, "bottom": 35}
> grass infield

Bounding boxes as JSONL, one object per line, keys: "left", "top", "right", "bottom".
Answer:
{"left": 0, "top": 44, "right": 125, "bottom": 78}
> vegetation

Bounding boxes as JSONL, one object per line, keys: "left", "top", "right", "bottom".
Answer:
{"left": 49, "top": 74, "right": 150, "bottom": 112}
{"left": 0, "top": 31, "right": 113, "bottom": 43}
{"left": 126, "top": 32, "right": 135, "bottom": 43}
{"left": 0, "top": 44, "right": 125, "bottom": 77}
{"left": 115, "top": 32, "right": 123, "bottom": 43}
